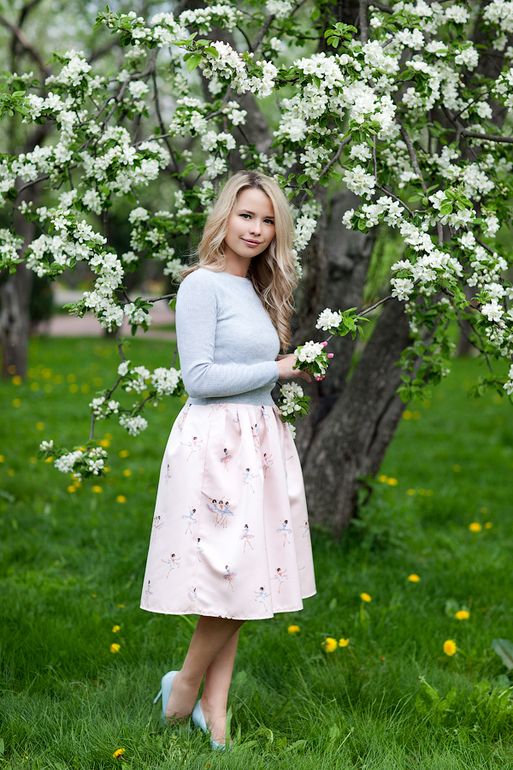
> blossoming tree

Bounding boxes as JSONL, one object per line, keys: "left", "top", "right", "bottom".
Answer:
{"left": 2, "top": 0, "right": 513, "bottom": 533}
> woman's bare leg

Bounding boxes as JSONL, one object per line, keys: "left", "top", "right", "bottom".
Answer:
{"left": 165, "top": 615, "right": 244, "bottom": 734}
{"left": 200, "top": 628, "right": 240, "bottom": 743}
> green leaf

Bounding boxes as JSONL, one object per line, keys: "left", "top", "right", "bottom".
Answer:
{"left": 492, "top": 639, "right": 513, "bottom": 670}
{"left": 185, "top": 54, "right": 203, "bottom": 72}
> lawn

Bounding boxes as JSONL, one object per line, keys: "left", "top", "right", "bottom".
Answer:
{"left": 1, "top": 337, "right": 513, "bottom": 769}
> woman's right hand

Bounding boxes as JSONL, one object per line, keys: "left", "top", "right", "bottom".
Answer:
{"left": 276, "top": 354, "right": 311, "bottom": 383}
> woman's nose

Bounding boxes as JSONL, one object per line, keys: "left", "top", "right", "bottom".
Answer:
{"left": 249, "top": 219, "right": 261, "bottom": 234}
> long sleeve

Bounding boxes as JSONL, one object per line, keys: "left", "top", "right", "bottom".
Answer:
{"left": 176, "top": 269, "right": 280, "bottom": 401}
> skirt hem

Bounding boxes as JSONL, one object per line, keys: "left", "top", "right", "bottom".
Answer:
{"left": 139, "top": 590, "right": 316, "bottom": 621}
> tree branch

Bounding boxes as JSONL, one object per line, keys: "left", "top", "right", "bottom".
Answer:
{"left": 0, "top": 13, "right": 51, "bottom": 75}
{"left": 250, "top": 14, "right": 275, "bottom": 52}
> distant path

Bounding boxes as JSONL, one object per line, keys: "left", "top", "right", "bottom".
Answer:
{"left": 34, "top": 298, "right": 176, "bottom": 340}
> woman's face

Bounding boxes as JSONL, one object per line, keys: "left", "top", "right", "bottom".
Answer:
{"left": 223, "top": 187, "right": 276, "bottom": 268}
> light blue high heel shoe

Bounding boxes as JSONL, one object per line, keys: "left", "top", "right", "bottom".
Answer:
{"left": 192, "top": 700, "right": 228, "bottom": 751}
{"left": 153, "top": 670, "right": 178, "bottom": 726}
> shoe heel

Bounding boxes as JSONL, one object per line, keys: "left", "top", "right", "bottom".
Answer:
{"left": 153, "top": 688, "right": 162, "bottom": 705}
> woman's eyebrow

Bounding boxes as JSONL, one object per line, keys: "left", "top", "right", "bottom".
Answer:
{"left": 238, "top": 208, "right": 275, "bottom": 218}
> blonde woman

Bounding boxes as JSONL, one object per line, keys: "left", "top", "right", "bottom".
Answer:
{"left": 141, "top": 170, "right": 316, "bottom": 749}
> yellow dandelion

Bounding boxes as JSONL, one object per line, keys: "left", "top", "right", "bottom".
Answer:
{"left": 116, "top": 495, "right": 127, "bottom": 503}
{"left": 67, "top": 485, "right": 76, "bottom": 493}
{"left": 360, "top": 593, "right": 372, "bottom": 602}
{"left": 99, "top": 438, "right": 110, "bottom": 448}
{"left": 112, "top": 625, "right": 121, "bottom": 633}
{"left": 469, "top": 522, "right": 482, "bottom": 533}
{"left": 321, "top": 637, "right": 338, "bottom": 653}
{"left": 119, "top": 450, "right": 130, "bottom": 458}
{"left": 408, "top": 574, "right": 420, "bottom": 582}
{"left": 113, "top": 748, "right": 125, "bottom": 758}
{"left": 123, "top": 469, "right": 132, "bottom": 477}
{"left": 36, "top": 422, "right": 44, "bottom": 430}
{"left": 92, "top": 594, "right": 98, "bottom": 598}
{"left": 387, "top": 477, "right": 398, "bottom": 486}
{"left": 44, "top": 457, "right": 54, "bottom": 463}
{"left": 378, "top": 474, "right": 388, "bottom": 482}
{"left": 403, "top": 410, "right": 412, "bottom": 420}
{"left": 7, "top": 469, "right": 14, "bottom": 477}
{"left": 407, "top": 489, "right": 416, "bottom": 496}
{"left": 12, "top": 375, "right": 22, "bottom": 385}
{"left": 12, "top": 398, "right": 21, "bottom": 407}
{"left": 339, "top": 638, "right": 349, "bottom": 647}
{"left": 117, "top": 604, "right": 125, "bottom": 608}
{"left": 288, "top": 625, "right": 300, "bottom": 635}
{"left": 453, "top": 464, "right": 461, "bottom": 472}
{"left": 455, "top": 610, "right": 470, "bottom": 620}
{"left": 484, "top": 522, "right": 493, "bottom": 529}
{"left": 110, "top": 643, "right": 121, "bottom": 653}
{"left": 31, "top": 382, "right": 39, "bottom": 391}
{"left": 0, "top": 455, "right": 4, "bottom": 462}
{"left": 443, "top": 639, "right": 457, "bottom": 656}
{"left": 92, "top": 486, "right": 102, "bottom": 494}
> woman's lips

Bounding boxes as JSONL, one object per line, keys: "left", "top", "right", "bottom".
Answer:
{"left": 242, "top": 238, "right": 261, "bottom": 246}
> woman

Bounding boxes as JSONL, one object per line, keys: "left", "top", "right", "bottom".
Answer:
{"left": 140, "top": 170, "right": 316, "bottom": 748}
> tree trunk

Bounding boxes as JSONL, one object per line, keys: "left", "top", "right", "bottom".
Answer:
{"left": 301, "top": 296, "right": 411, "bottom": 535}
{"left": 291, "top": 191, "right": 411, "bottom": 534}
{"left": 0, "top": 263, "right": 33, "bottom": 378}
{"left": 0, "top": 187, "right": 36, "bottom": 378}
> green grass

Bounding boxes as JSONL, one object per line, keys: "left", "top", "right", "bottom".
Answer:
{"left": 1, "top": 338, "right": 513, "bottom": 769}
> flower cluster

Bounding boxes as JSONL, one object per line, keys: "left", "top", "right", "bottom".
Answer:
{"left": 6, "top": 0, "right": 513, "bottom": 469}
{"left": 278, "top": 382, "right": 310, "bottom": 425}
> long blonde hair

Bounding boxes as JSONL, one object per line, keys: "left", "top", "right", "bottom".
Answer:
{"left": 181, "top": 171, "right": 297, "bottom": 351}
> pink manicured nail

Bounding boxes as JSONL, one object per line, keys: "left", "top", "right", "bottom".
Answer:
{"left": 328, "top": 353, "right": 334, "bottom": 359}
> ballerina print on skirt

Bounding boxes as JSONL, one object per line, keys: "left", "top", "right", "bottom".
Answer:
{"left": 277, "top": 519, "right": 292, "bottom": 547}
{"left": 233, "top": 414, "right": 242, "bottom": 436}
{"left": 182, "top": 507, "right": 197, "bottom": 534}
{"left": 143, "top": 580, "right": 153, "bottom": 605}
{"left": 242, "top": 467, "right": 258, "bottom": 492}
{"left": 164, "top": 464, "right": 171, "bottom": 483}
{"left": 220, "top": 448, "right": 233, "bottom": 472}
{"left": 188, "top": 587, "right": 197, "bottom": 604}
{"left": 254, "top": 586, "right": 269, "bottom": 613}
{"left": 209, "top": 403, "right": 228, "bottom": 417}
{"left": 162, "top": 552, "right": 181, "bottom": 577}
{"left": 240, "top": 523, "right": 255, "bottom": 552}
{"left": 151, "top": 515, "right": 164, "bottom": 541}
{"left": 272, "top": 567, "right": 288, "bottom": 593}
{"left": 251, "top": 423, "right": 260, "bottom": 450}
{"left": 223, "top": 564, "right": 237, "bottom": 590}
{"left": 181, "top": 435, "right": 203, "bottom": 461}
{"left": 178, "top": 404, "right": 191, "bottom": 429}
{"left": 262, "top": 452, "right": 273, "bottom": 478}
{"left": 207, "top": 498, "right": 235, "bottom": 528}
{"left": 261, "top": 406, "right": 271, "bottom": 433}
{"left": 196, "top": 538, "right": 204, "bottom": 563}
{"left": 301, "top": 520, "right": 310, "bottom": 538}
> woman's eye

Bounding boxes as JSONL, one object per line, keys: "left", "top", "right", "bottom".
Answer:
{"left": 240, "top": 213, "right": 250, "bottom": 219}
{"left": 264, "top": 219, "right": 275, "bottom": 225}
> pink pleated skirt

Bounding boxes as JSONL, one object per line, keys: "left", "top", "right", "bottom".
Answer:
{"left": 140, "top": 402, "right": 316, "bottom": 620}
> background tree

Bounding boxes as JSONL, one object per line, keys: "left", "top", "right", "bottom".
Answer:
{"left": 2, "top": 0, "right": 513, "bottom": 534}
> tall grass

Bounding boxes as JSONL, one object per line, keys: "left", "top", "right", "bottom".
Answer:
{"left": 1, "top": 338, "right": 513, "bottom": 769}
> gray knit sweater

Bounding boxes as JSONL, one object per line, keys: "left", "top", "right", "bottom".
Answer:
{"left": 176, "top": 268, "right": 280, "bottom": 406}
